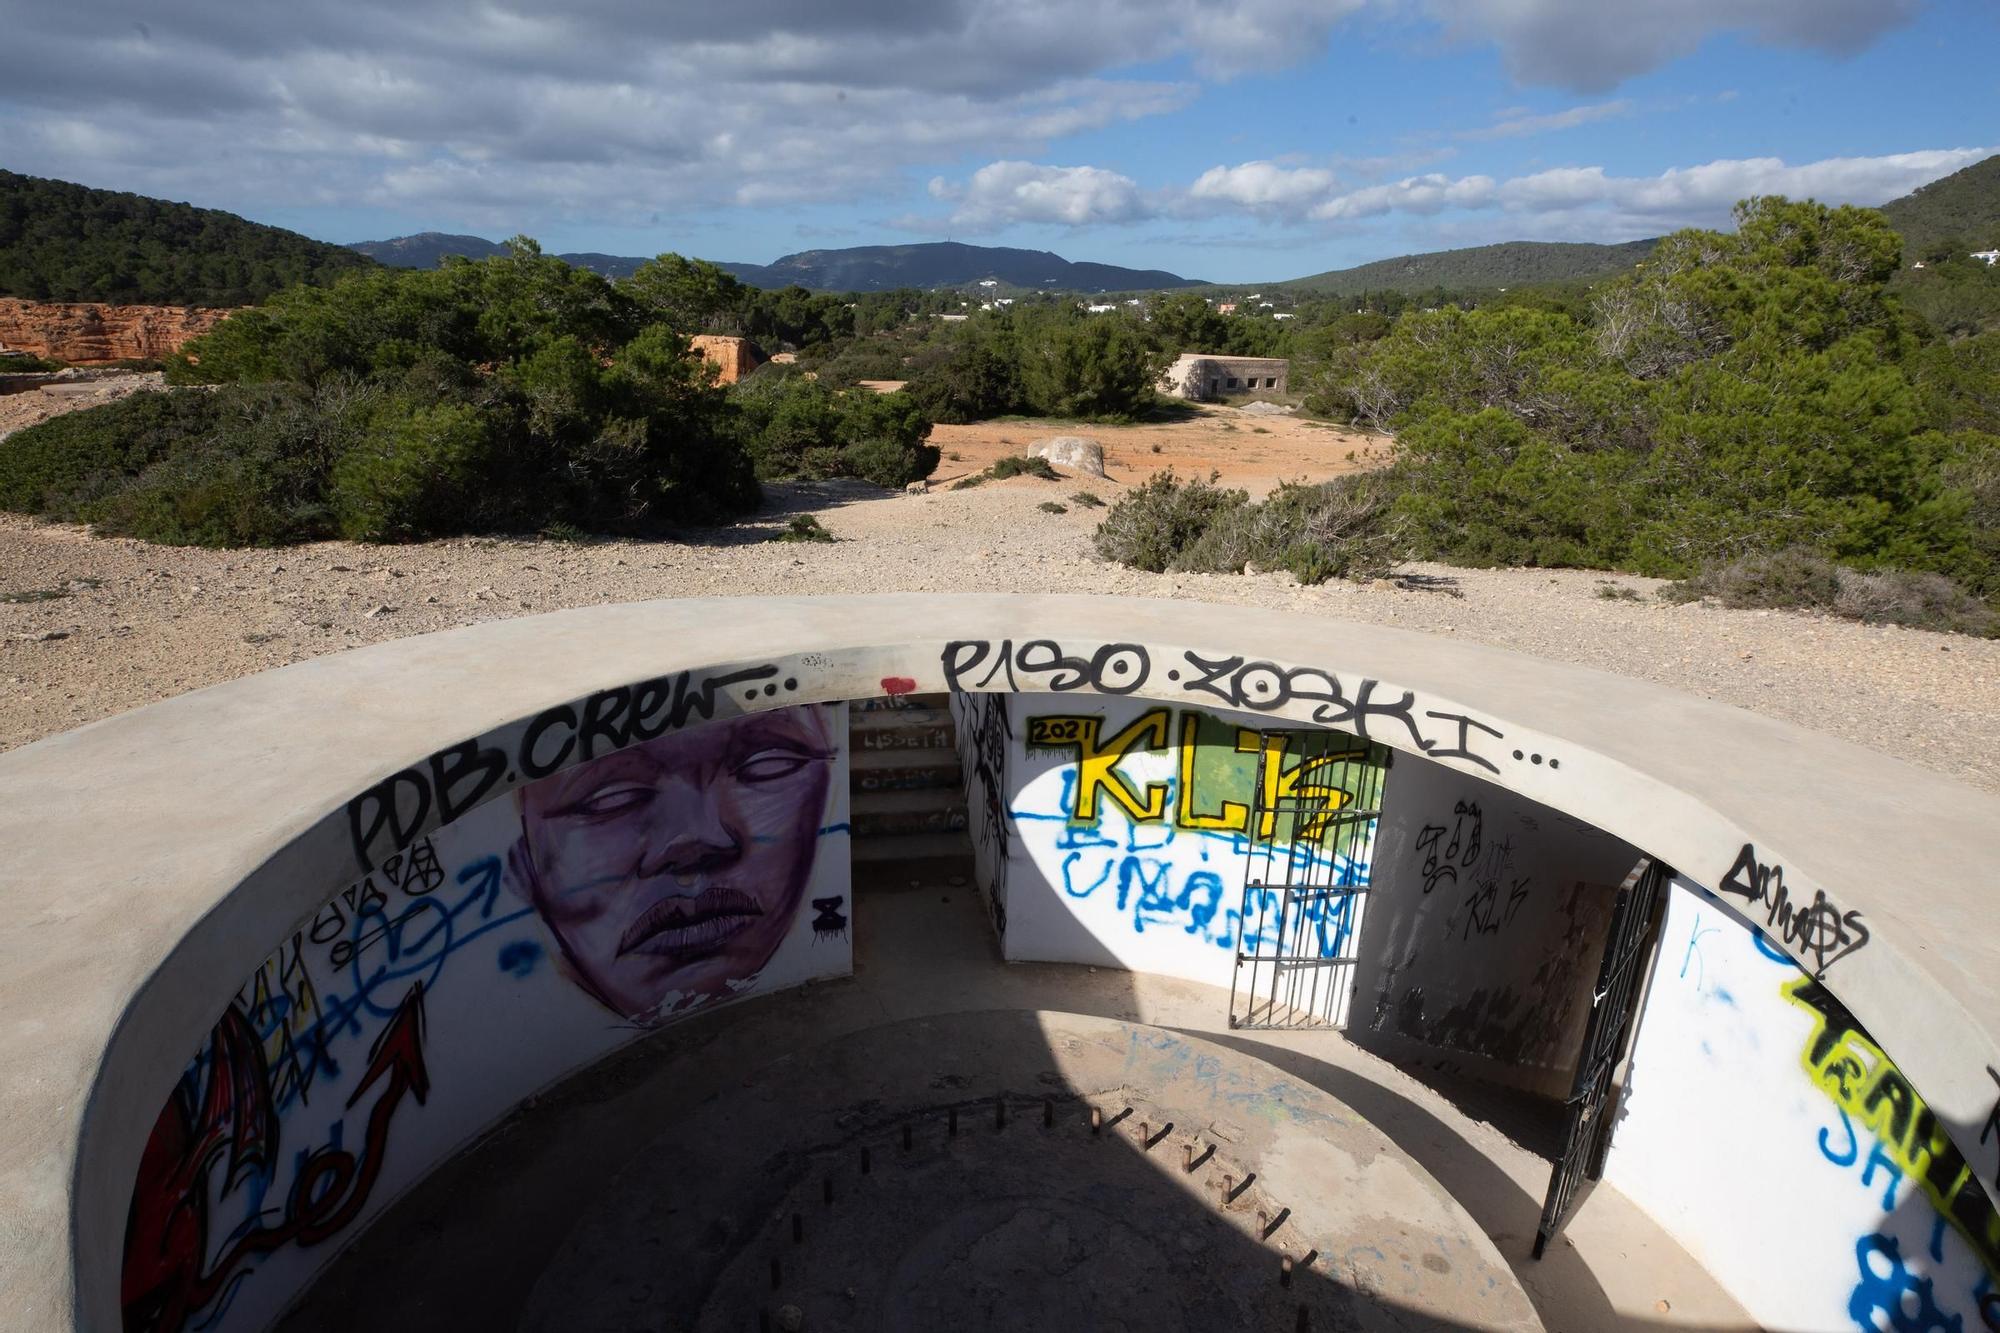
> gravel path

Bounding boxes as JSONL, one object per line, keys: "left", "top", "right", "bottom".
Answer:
{"left": 4, "top": 476, "right": 1997, "bottom": 792}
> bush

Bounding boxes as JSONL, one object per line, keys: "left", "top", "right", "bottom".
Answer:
{"left": 989, "top": 455, "right": 1059, "bottom": 481}
{"left": 730, "top": 376, "right": 937, "bottom": 489}
{"left": 1038, "top": 501, "right": 1068, "bottom": 514}
{"left": 771, "top": 514, "right": 835, "bottom": 543}
{"left": 1069, "top": 490, "right": 1105, "bottom": 508}
{"left": 0, "top": 352, "right": 62, "bottom": 373}
{"left": 1178, "top": 475, "right": 1401, "bottom": 583}
{"left": 1663, "top": 547, "right": 1998, "bottom": 637}
{"left": 1092, "top": 472, "right": 1249, "bottom": 573}
{"left": 330, "top": 398, "right": 494, "bottom": 541}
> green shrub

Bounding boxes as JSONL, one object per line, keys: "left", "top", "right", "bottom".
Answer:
{"left": 1091, "top": 472, "right": 1249, "bottom": 573}
{"left": 0, "top": 352, "right": 62, "bottom": 373}
{"left": 989, "top": 455, "right": 1059, "bottom": 481}
{"left": 1178, "top": 475, "right": 1401, "bottom": 583}
{"left": 771, "top": 514, "right": 836, "bottom": 543}
{"left": 1038, "top": 501, "right": 1068, "bottom": 514}
{"left": 1663, "top": 547, "right": 1998, "bottom": 637}
{"left": 1069, "top": 490, "right": 1105, "bottom": 508}
{"left": 330, "top": 398, "right": 494, "bottom": 541}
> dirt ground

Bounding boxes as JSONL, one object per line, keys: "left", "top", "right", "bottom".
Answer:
{"left": 929, "top": 406, "right": 1385, "bottom": 495}
{"left": 2, "top": 380, "right": 1996, "bottom": 793}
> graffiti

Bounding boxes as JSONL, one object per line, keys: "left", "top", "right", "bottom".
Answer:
{"left": 1026, "top": 707, "right": 1376, "bottom": 854}
{"left": 1788, "top": 977, "right": 2000, "bottom": 1276}
{"left": 942, "top": 638, "right": 1151, "bottom": 695}
{"left": 1849, "top": 1233, "right": 1965, "bottom": 1333}
{"left": 1441, "top": 838, "right": 1531, "bottom": 941}
{"left": 811, "top": 896, "right": 848, "bottom": 940}
{"left": 961, "top": 692, "right": 1013, "bottom": 935}
{"left": 1718, "top": 843, "right": 1870, "bottom": 977}
{"left": 509, "top": 705, "right": 838, "bottom": 1025}
{"left": 1985, "top": 1068, "right": 2000, "bottom": 1189}
{"left": 346, "top": 662, "right": 798, "bottom": 871}
{"left": 1415, "top": 801, "right": 1481, "bottom": 894}
{"left": 122, "top": 983, "right": 430, "bottom": 1333}
{"left": 1174, "top": 652, "right": 1507, "bottom": 773}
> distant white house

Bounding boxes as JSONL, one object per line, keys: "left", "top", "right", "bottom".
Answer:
{"left": 978, "top": 279, "right": 999, "bottom": 288}
{"left": 1272, "top": 312, "right": 1295, "bottom": 320}
{"left": 1084, "top": 303, "right": 1118, "bottom": 314}
{"left": 1974, "top": 250, "right": 2000, "bottom": 266}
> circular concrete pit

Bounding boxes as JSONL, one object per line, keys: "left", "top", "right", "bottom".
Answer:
{"left": 296, "top": 1011, "right": 1535, "bottom": 1332}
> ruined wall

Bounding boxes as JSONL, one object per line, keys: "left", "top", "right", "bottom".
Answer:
{"left": 1158, "top": 353, "right": 1289, "bottom": 401}
{"left": 120, "top": 703, "right": 851, "bottom": 1333}
{"left": 994, "top": 693, "right": 1386, "bottom": 993}
{"left": 1606, "top": 879, "right": 2000, "bottom": 1331}
{"left": 0, "top": 298, "right": 226, "bottom": 365}
{"left": 1348, "top": 760, "right": 1638, "bottom": 1099}
{"left": 688, "top": 334, "right": 763, "bottom": 385}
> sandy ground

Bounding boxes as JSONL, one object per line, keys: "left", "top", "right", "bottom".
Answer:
{"left": 929, "top": 405, "right": 1386, "bottom": 496}
{"left": 0, "top": 371, "right": 166, "bottom": 438}
{"left": 2, "top": 384, "right": 1995, "bottom": 789}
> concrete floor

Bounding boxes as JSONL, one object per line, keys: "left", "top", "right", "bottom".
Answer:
{"left": 281, "top": 874, "right": 1753, "bottom": 1332}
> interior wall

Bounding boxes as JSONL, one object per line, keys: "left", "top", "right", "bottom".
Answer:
{"left": 950, "top": 690, "right": 1012, "bottom": 941}
{"left": 994, "top": 693, "right": 1386, "bottom": 995}
{"left": 119, "top": 703, "right": 852, "bottom": 1333}
{"left": 1348, "top": 758, "right": 1640, "bottom": 1100}
{"left": 1606, "top": 878, "right": 2000, "bottom": 1331}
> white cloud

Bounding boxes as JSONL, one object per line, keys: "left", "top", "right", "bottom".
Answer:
{"left": 1186, "top": 161, "right": 1340, "bottom": 214}
{"left": 1419, "top": 0, "right": 1920, "bottom": 93}
{"left": 1457, "top": 100, "right": 1634, "bottom": 142}
{"left": 1298, "top": 147, "right": 1995, "bottom": 236}
{"left": 930, "top": 161, "right": 1149, "bottom": 229}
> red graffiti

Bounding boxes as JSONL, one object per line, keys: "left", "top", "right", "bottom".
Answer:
{"left": 122, "top": 982, "right": 430, "bottom": 1333}
{"left": 880, "top": 676, "right": 918, "bottom": 696}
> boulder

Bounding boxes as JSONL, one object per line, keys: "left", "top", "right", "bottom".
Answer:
{"left": 1027, "top": 435, "right": 1106, "bottom": 477}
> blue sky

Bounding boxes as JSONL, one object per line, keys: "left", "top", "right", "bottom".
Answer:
{"left": 1, "top": 0, "right": 1993, "bottom": 282}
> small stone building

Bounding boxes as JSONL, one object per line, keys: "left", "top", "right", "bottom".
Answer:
{"left": 1159, "top": 352, "right": 1288, "bottom": 401}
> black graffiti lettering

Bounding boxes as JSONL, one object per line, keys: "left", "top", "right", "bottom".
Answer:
{"left": 520, "top": 705, "right": 578, "bottom": 780}
{"left": 380, "top": 839, "right": 444, "bottom": 897}
{"left": 941, "top": 640, "right": 1010, "bottom": 692}
{"left": 1418, "top": 709, "right": 1505, "bottom": 774}
{"left": 1090, "top": 643, "right": 1150, "bottom": 694}
{"left": 671, "top": 665, "right": 779, "bottom": 728}
{"left": 429, "top": 739, "right": 507, "bottom": 825}
{"left": 811, "top": 895, "right": 849, "bottom": 941}
{"left": 1014, "top": 640, "right": 1094, "bottom": 691}
{"left": 346, "top": 769, "right": 432, "bottom": 872}
{"left": 578, "top": 688, "right": 631, "bottom": 761}
{"left": 627, "top": 677, "right": 675, "bottom": 741}
{"left": 1716, "top": 844, "right": 1869, "bottom": 977}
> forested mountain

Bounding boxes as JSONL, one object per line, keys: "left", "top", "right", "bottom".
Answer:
{"left": 1880, "top": 153, "right": 2000, "bottom": 254}
{"left": 1274, "top": 239, "right": 1658, "bottom": 296}
{"left": 0, "top": 170, "right": 373, "bottom": 305}
{"left": 349, "top": 234, "right": 1201, "bottom": 291}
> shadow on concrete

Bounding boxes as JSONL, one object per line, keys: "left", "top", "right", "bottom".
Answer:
{"left": 277, "top": 863, "right": 1562, "bottom": 1332}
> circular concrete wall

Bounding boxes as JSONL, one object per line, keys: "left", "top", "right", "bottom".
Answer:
{"left": 0, "top": 594, "right": 1995, "bottom": 1331}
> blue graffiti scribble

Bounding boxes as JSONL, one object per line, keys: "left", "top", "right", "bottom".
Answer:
{"left": 1820, "top": 1107, "right": 1862, "bottom": 1169}
{"left": 1680, "top": 914, "right": 1720, "bottom": 988}
{"left": 1849, "top": 1233, "right": 1963, "bottom": 1333}
{"left": 498, "top": 940, "right": 543, "bottom": 977}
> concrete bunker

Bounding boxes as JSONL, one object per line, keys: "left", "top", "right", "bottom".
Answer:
{"left": 2, "top": 597, "right": 1996, "bottom": 1332}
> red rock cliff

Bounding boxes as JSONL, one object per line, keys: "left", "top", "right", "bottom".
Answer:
{"left": 0, "top": 299, "right": 229, "bottom": 365}
{"left": 689, "top": 334, "right": 764, "bottom": 385}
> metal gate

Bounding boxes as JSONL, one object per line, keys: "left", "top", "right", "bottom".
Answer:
{"left": 1227, "top": 730, "right": 1387, "bottom": 1031}
{"left": 1534, "top": 855, "right": 1672, "bottom": 1258}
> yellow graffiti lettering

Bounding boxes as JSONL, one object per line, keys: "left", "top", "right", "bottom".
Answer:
{"left": 1176, "top": 712, "right": 1248, "bottom": 832}
{"left": 1233, "top": 730, "right": 1353, "bottom": 842}
{"left": 1031, "top": 711, "right": 1170, "bottom": 823}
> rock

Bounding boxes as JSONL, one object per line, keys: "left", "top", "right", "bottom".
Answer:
{"left": 1237, "top": 399, "right": 1295, "bottom": 417}
{"left": 0, "top": 298, "right": 227, "bottom": 365}
{"left": 904, "top": 480, "right": 927, "bottom": 495}
{"left": 687, "top": 334, "right": 764, "bottom": 385}
{"left": 364, "top": 604, "right": 395, "bottom": 618}
{"left": 776, "top": 1305, "right": 805, "bottom": 1332}
{"left": 1027, "top": 435, "right": 1106, "bottom": 477}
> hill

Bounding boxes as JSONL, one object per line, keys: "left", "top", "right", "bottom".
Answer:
{"left": 1274, "top": 238, "right": 1658, "bottom": 296}
{"left": 348, "top": 235, "right": 1201, "bottom": 291}
{"left": 0, "top": 170, "right": 373, "bottom": 306}
{"left": 1879, "top": 153, "right": 2000, "bottom": 255}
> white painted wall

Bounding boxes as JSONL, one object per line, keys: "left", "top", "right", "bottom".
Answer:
{"left": 996, "top": 694, "right": 1379, "bottom": 998}
{"left": 1348, "top": 760, "right": 1640, "bottom": 1099}
{"left": 123, "top": 704, "right": 851, "bottom": 1333}
{"left": 1607, "top": 879, "right": 2000, "bottom": 1331}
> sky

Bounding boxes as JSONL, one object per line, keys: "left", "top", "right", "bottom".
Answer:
{"left": 0, "top": 0, "right": 1993, "bottom": 283}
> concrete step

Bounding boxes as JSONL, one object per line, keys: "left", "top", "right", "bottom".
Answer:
{"left": 851, "top": 830, "right": 975, "bottom": 865}
{"left": 850, "top": 692, "right": 950, "bottom": 714}
{"left": 850, "top": 705, "right": 954, "bottom": 732}
{"left": 850, "top": 747, "right": 963, "bottom": 793}
{"left": 851, "top": 788, "right": 969, "bottom": 837}
{"left": 852, "top": 719, "right": 955, "bottom": 752}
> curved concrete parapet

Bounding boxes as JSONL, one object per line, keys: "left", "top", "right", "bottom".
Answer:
{"left": 0, "top": 594, "right": 1995, "bottom": 1330}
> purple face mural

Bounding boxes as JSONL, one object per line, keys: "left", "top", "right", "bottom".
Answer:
{"left": 511, "top": 705, "right": 836, "bottom": 1023}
